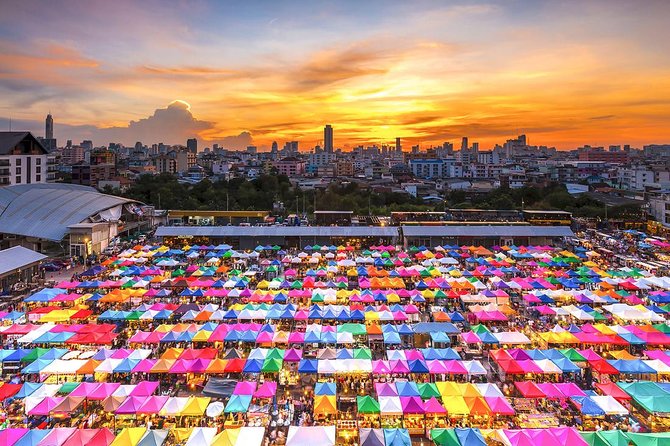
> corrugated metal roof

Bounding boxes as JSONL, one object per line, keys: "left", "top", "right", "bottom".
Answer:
{"left": 156, "top": 226, "right": 400, "bottom": 238}
{"left": 0, "top": 246, "right": 47, "bottom": 276}
{"left": 401, "top": 225, "right": 574, "bottom": 237}
{"left": 0, "top": 184, "right": 136, "bottom": 241}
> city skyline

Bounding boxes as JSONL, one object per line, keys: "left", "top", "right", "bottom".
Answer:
{"left": 1, "top": 0, "right": 670, "bottom": 150}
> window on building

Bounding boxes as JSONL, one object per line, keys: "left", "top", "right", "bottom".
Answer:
{"left": 36, "top": 175, "right": 41, "bottom": 182}
{"left": 15, "top": 176, "right": 20, "bottom": 183}
{"left": 16, "top": 158, "right": 21, "bottom": 166}
{"left": 36, "top": 166, "right": 41, "bottom": 174}
{"left": 36, "top": 158, "right": 41, "bottom": 165}
{"left": 15, "top": 167, "right": 21, "bottom": 175}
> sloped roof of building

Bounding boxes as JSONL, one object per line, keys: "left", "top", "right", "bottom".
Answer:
{"left": 0, "top": 132, "right": 49, "bottom": 155}
{"left": 0, "top": 246, "right": 47, "bottom": 277}
{"left": 0, "top": 183, "right": 136, "bottom": 241}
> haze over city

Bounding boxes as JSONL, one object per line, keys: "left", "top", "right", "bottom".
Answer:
{"left": 1, "top": 0, "right": 670, "bottom": 150}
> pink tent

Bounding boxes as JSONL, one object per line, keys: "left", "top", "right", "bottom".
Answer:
{"left": 284, "top": 348, "right": 302, "bottom": 362}
{"left": 443, "top": 360, "right": 468, "bottom": 374}
{"left": 233, "top": 381, "right": 257, "bottom": 395}
{"left": 69, "top": 382, "right": 98, "bottom": 398}
{"left": 375, "top": 382, "right": 398, "bottom": 397}
{"left": 39, "top": 428, "right": 77, "bottom": 446}
{"left": 28, "top": 396, "right": 64, "bottom": 415}
{"left": 485, "top": 396, "right": 515, "bottom": 415}
{"left": 115, "top": 395, "right": 146, "bottom": 414}
{"left": 0, "top": 428, "right": 29, "bottom": 445}
{"left": 550, "top": 427, "right": 589, "bottom": 446}
{"left": 254, "top": 382, "right": 278, "bottom": 399}
{"left": 389, "top": 360, "right": 409, "bottom": 374}
{"left": 423, "top": 397, "right": 446, "bottom": 414}
{"left": 503, "top": 429, "right": 535, "bottom": 446}
{"left": 288, "top": 332, "right": 305, "bottom": 343}
{"left": 400, "top": 396, "right": 424, "bottom": 414}
{"left": 526, "top": 429, "right": 563, "bottom": 446}
{"left": 372, "top": 360, "right": 391, "bottom": 375}
{"left": 129, "top": 381, "right": 159, "bottom": 397}
{"left": 88, "top": 383, "right": 121, "bottom": 400}
{"left": 137, "top": 396, "right": 169, "bottom": 414}
{"left": 427, "top": 360, "right": 448, "bottom": 374}
{"left": 554, "top": 383, "right": 586, "bottom": 398}
{"left": 536, "top": 383, "right": 564, "bottom": 399}
{"left": 132, "top": 359, "right": 157, "bottom": 373}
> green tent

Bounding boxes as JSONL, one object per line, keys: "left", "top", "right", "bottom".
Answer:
{"left": 417, "top": 383, "right": 441, "bottom": 399}
{"left": 261, "top": 358, "right": 283, "bottom": 373}
{"left": 20, "top": 347, "right": 49, "bottom": 363}
{"left": 57, "top": 382, "right": 80, "bottom": 395}
{"left": 353, "top": 348, "right": 372, "bottom": 360}
{"left": 266, "top": 348, "right": 284, "bottom": 360}
{"left": 559, "top": 348, "right": 587, "bottom": 362}
{"left": 356, "top": 396, "right": 380, "bottom": 414}
{"left": 338, "top": 324, "right": 367, "bottom": 336}
{"left": 627, "top": 432, "right": 670, "bottom": 446}
{"left": 430, "top": 429, "right": 460, "bottom": 446}
{"left": 653, "top": 323, "right": 670, "bottom": 334}
{"left": 470, "top": 324, "right": 490, "bottom": 334}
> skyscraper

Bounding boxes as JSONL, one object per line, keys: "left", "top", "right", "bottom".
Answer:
{"left": 45, "top": 113, "right": 53, "bottom": 140}
{"left": 324, "top": 124, "right": 333, "bottom": 153}
{"left": 461, "top": 137, "right": 468, "bottom": 151}
{"left": 395, "top": 137, "right": 402, "bottom": 152}
{"left": 41, "top": 113, "right": 57, "bottom": 151}
{"left": 187, "top": 138, "right": 197, "bottom": 153}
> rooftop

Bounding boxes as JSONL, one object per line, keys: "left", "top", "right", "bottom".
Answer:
{"left": 155, "top": 225, "right": 400, "bottom": 238}
{"left": 0, "top": 184, "right": 137, "bottom": 241}
{"left": 401, "top": 225, "right": 574, "bottom": 238}
{"left": 0, "top": 246, "right": 47, "bottom": 277}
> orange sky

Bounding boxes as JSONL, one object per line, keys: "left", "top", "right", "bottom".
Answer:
{"left": 1, "top": 1, "right": 669, "bottom": 150}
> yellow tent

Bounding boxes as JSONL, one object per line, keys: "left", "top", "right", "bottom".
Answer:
{"left": 180, "top": 396, "right": 211, "bottom": 416}
{"left": 441, "top": 395, "right": 470, "bottom": 415}
{"left": 211, "top": 429, "right": 241, "bottom": 446}
{"left": 110, "top": 428, "right": 146, "bottom": 446}
{"left": 171, "top": 428, "right": 194, "bottom": 443}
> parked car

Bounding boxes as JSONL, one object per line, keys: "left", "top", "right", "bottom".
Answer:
{"left": 40, "top": 262, "right": 62, "bottom": 272}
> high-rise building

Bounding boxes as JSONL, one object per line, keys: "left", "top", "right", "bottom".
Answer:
{"left": 324, "top": 125, "right": 333, "bottom": 152}
{"left": 45, "top": 113, "right": 53, "bottom": 140}
{"left": 187, "top": 138, "right": 197, "bottom": 153}
{"left": 271, "top": 141, "right": 278, "bottom": 153}
{"left": 395, "top": 137, "right": 402, "bottom": 152}
{"left": 461, "top": 137, "right": 468, "bottom": 151}
{"left": 41, "top": 113, "right": 56, "bottom": 152}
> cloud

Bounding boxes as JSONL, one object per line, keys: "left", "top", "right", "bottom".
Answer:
{"left": 1, "top": 101, "right": 254, "bottom": 149}
{"left": 291, "top": 42, "right": 392, "bottom": 89}
{"left": 212, "top": 131, "right": 254, "bottom": 150}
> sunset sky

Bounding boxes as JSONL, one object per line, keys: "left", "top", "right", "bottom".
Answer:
{"left": 1, "top": 0, "right": 669, "bottom": 150}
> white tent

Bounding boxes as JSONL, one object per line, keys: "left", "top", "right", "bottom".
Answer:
{"left": 286, "top": 426, "right": 335, "bottom": 446}
{"left": 185, "top": 427, "right": 217, "bottom": 446}
{"left": 591, "top": 395, "right": 629, "bottom": 415}
{"left": 379, "top": 396, "right": 403, "bottom": 415}
{"left": 235, "top": 427, "right": 266, "bottom": 446}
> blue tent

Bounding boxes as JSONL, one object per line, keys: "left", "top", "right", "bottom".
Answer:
{"left": 243, "top": 359, "right": 264, "bottom": 373}
{"left": 396, "top": 381, "right": 420, "bottom": 397}
{"left": 298, "top": 359, "right": 318, "bottom": 373}
{"left": 14, "top": 429, "right": 51, "bottom": 446}
{"left": 315, "top": 382, "right": 336, "bottom": 395}
{"left": 571, "top": 396, "right": 605, "bottom": 416}
{"left": 383, "top": 429, "right": 411, "bottom": 446}
{"left": 455, "top": 428, "right": 486, "bottom": 446}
